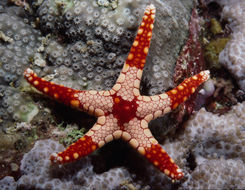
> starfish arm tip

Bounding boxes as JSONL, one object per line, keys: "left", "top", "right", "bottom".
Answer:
{"left": 166, "top": 70, "right": 211, "bottom": 109}
{"left": 50, "top": 153, "right": 63, "bottom": 164}
{"left": 123, "top": 2, "right": 156, "bottom": 71}
{"left": 201, "top": 70, "right": 210, "bottom": 80}
{"left": 23, "top": 68, "right": 86, "bottom": 109}
{"left": 147, "top": 4, "right": 156, "bottom": 11}
{"left": 144, "top": 143, "right": 184, "bottom": 180}
{"left": 174, "top": 168, "right": 184, "bottom": 180}
{"left": 24, "top": 68, "right": 33, "bottom": 76}
{"left": 49, "top": 135, "right": 99, "bottom": 165}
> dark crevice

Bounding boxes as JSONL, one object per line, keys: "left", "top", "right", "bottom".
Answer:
{"left": 186, "top": 151, "right": 197, "bottom": 171}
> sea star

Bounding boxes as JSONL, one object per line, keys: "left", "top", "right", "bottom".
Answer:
{"left": 24, "top": 4, "right": 210, "bottom": 181}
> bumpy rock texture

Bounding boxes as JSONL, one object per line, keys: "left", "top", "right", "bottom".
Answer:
{"left": 168, "top": 101, "right": 245, "bottom": 189}
{"left": 1, "top": 102, "right": 245, "bottom": 189}
{"left": 0, "top": 6, "right": 41, "bottom": 126}
{"left": 16, "top": 139, "right": 140, "bottom": 190}
{"left": 34, "top": 0, "right": 193, "bottom": 95}
{"left": 2, "top": 0, "right": 245, "bottom": 189}
{"left": 0, "top": 176, "right": 16, "bottom": 190}
{"left": 0, "top": 0, "right": 193, "bottom": 128}
{"left": 217, "top": 0, "right": 245, "bottom": 90}
{"left": 181, "top": 159, "right": 245, "bottom": 189}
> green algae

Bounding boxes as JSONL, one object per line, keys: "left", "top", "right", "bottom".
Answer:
{"left": 60, "top": 127, "right": 86, "bottom": 146}
{"left": 210, "top": 18, "right": 223, "bottom": 35}
{"left": 14, "top": 102, "right": 39, "bottom": 123}
{"left": 204, "top": 38, "right": 230, "bottom": 68}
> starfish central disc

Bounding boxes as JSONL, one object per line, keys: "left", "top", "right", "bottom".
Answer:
{"left": 112, "top": 95, "right": 138, "bottom": 126}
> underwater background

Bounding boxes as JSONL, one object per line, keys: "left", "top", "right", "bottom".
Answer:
{"left": 0, "top": 0, "right": 245, "bottom": 189}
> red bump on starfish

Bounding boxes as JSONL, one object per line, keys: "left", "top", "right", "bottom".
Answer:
{"left": 24, "top": 4, "right": 210, "bottom": 181}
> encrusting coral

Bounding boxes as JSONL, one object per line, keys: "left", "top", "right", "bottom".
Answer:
{"left": 1, "top": 99, "right": 245, "bottom": 190}
{"left": 165, "top": 101, "right": 245, "bottom": 189}
{"left": 15, "top": 139, "right": 140, "bottom": 190}
{"left": 33, "top": 0, "right": 194, "bottom": 94}
{"left": 0, "top": 0, "right": 193, "bottom": 127}
{"left": 217, "top": 0, "right": 245, "bottom": 90}
{"left": 1, "top": 0, "right": 245, "bottom": 189}
{"left": 2, "top": 91, "right": 244, "bottom": 190}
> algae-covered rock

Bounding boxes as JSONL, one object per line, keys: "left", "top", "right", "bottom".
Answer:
{"left": 204, "top": 38, "right": 229, "bottom": 68}
{"left": 210, "top": 18, "right": 223, "bottom": 35}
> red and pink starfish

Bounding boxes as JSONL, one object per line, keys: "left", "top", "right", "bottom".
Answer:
{"left": 24, "top": 4, "right": 209, "bottom": 181}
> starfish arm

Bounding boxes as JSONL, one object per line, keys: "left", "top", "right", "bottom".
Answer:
{"left": 113, "top": 4, "right": 155, "bottom": 101}
{"left": 50, "top": 114, "right": 121, "bottom": 164}
{"left": 144, "top": 143, "right": 184, "bottom": 181}
{"left": 50, "top": 134, "right": 98, "bottom": 164}
{"left": 166, "top": 70, "right": 210, "bottom": 110}
{"left": 123, "top": 118, "right": 183, "bottom": 180}
{"left": 136, "top": 70, "right": 210, "bottom": 119}
{"left": 23, "top": 68, "right": 114, "bottom": 116}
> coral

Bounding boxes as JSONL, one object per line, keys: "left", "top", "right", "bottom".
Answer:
{"left": 0, "top": 86, "right": 39, "bottom": 125}
{"left": 32, "top": 0, "right": 194, "bottom": 95}
{"left": 0, "top": 8, "right": 41, "bottom": 86}
{"left": 16, "top": 139, "right": 138, "bottom": 190}
{"left": 0, "top": 5, "right": 41, "bottom": 126}
{"left": 8, "top": 0, "right": 30, "bottom": 11}
{"left": 2, "top": 102, "right": 244, "bottom": 190}
{"left": 181, "top": 159, "right": 245, "bottom": 189}
{"left": 171, "top": 101, "right": 245, "bottom": 158}
{"left": 2, "top": 0, "right": 244, "bottom": 189}
{"left": 161, "top": 101, "right": 245, "bottom": 189}
{"left": 217, "top": 0, "right": 245, "bottom": 90}
{"left": 0, "top": 176, "right": 17, "bottom": 190}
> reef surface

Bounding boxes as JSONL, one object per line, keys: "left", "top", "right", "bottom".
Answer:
{"left": 0, "top": 0, "right": 245, "bottom": 189}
